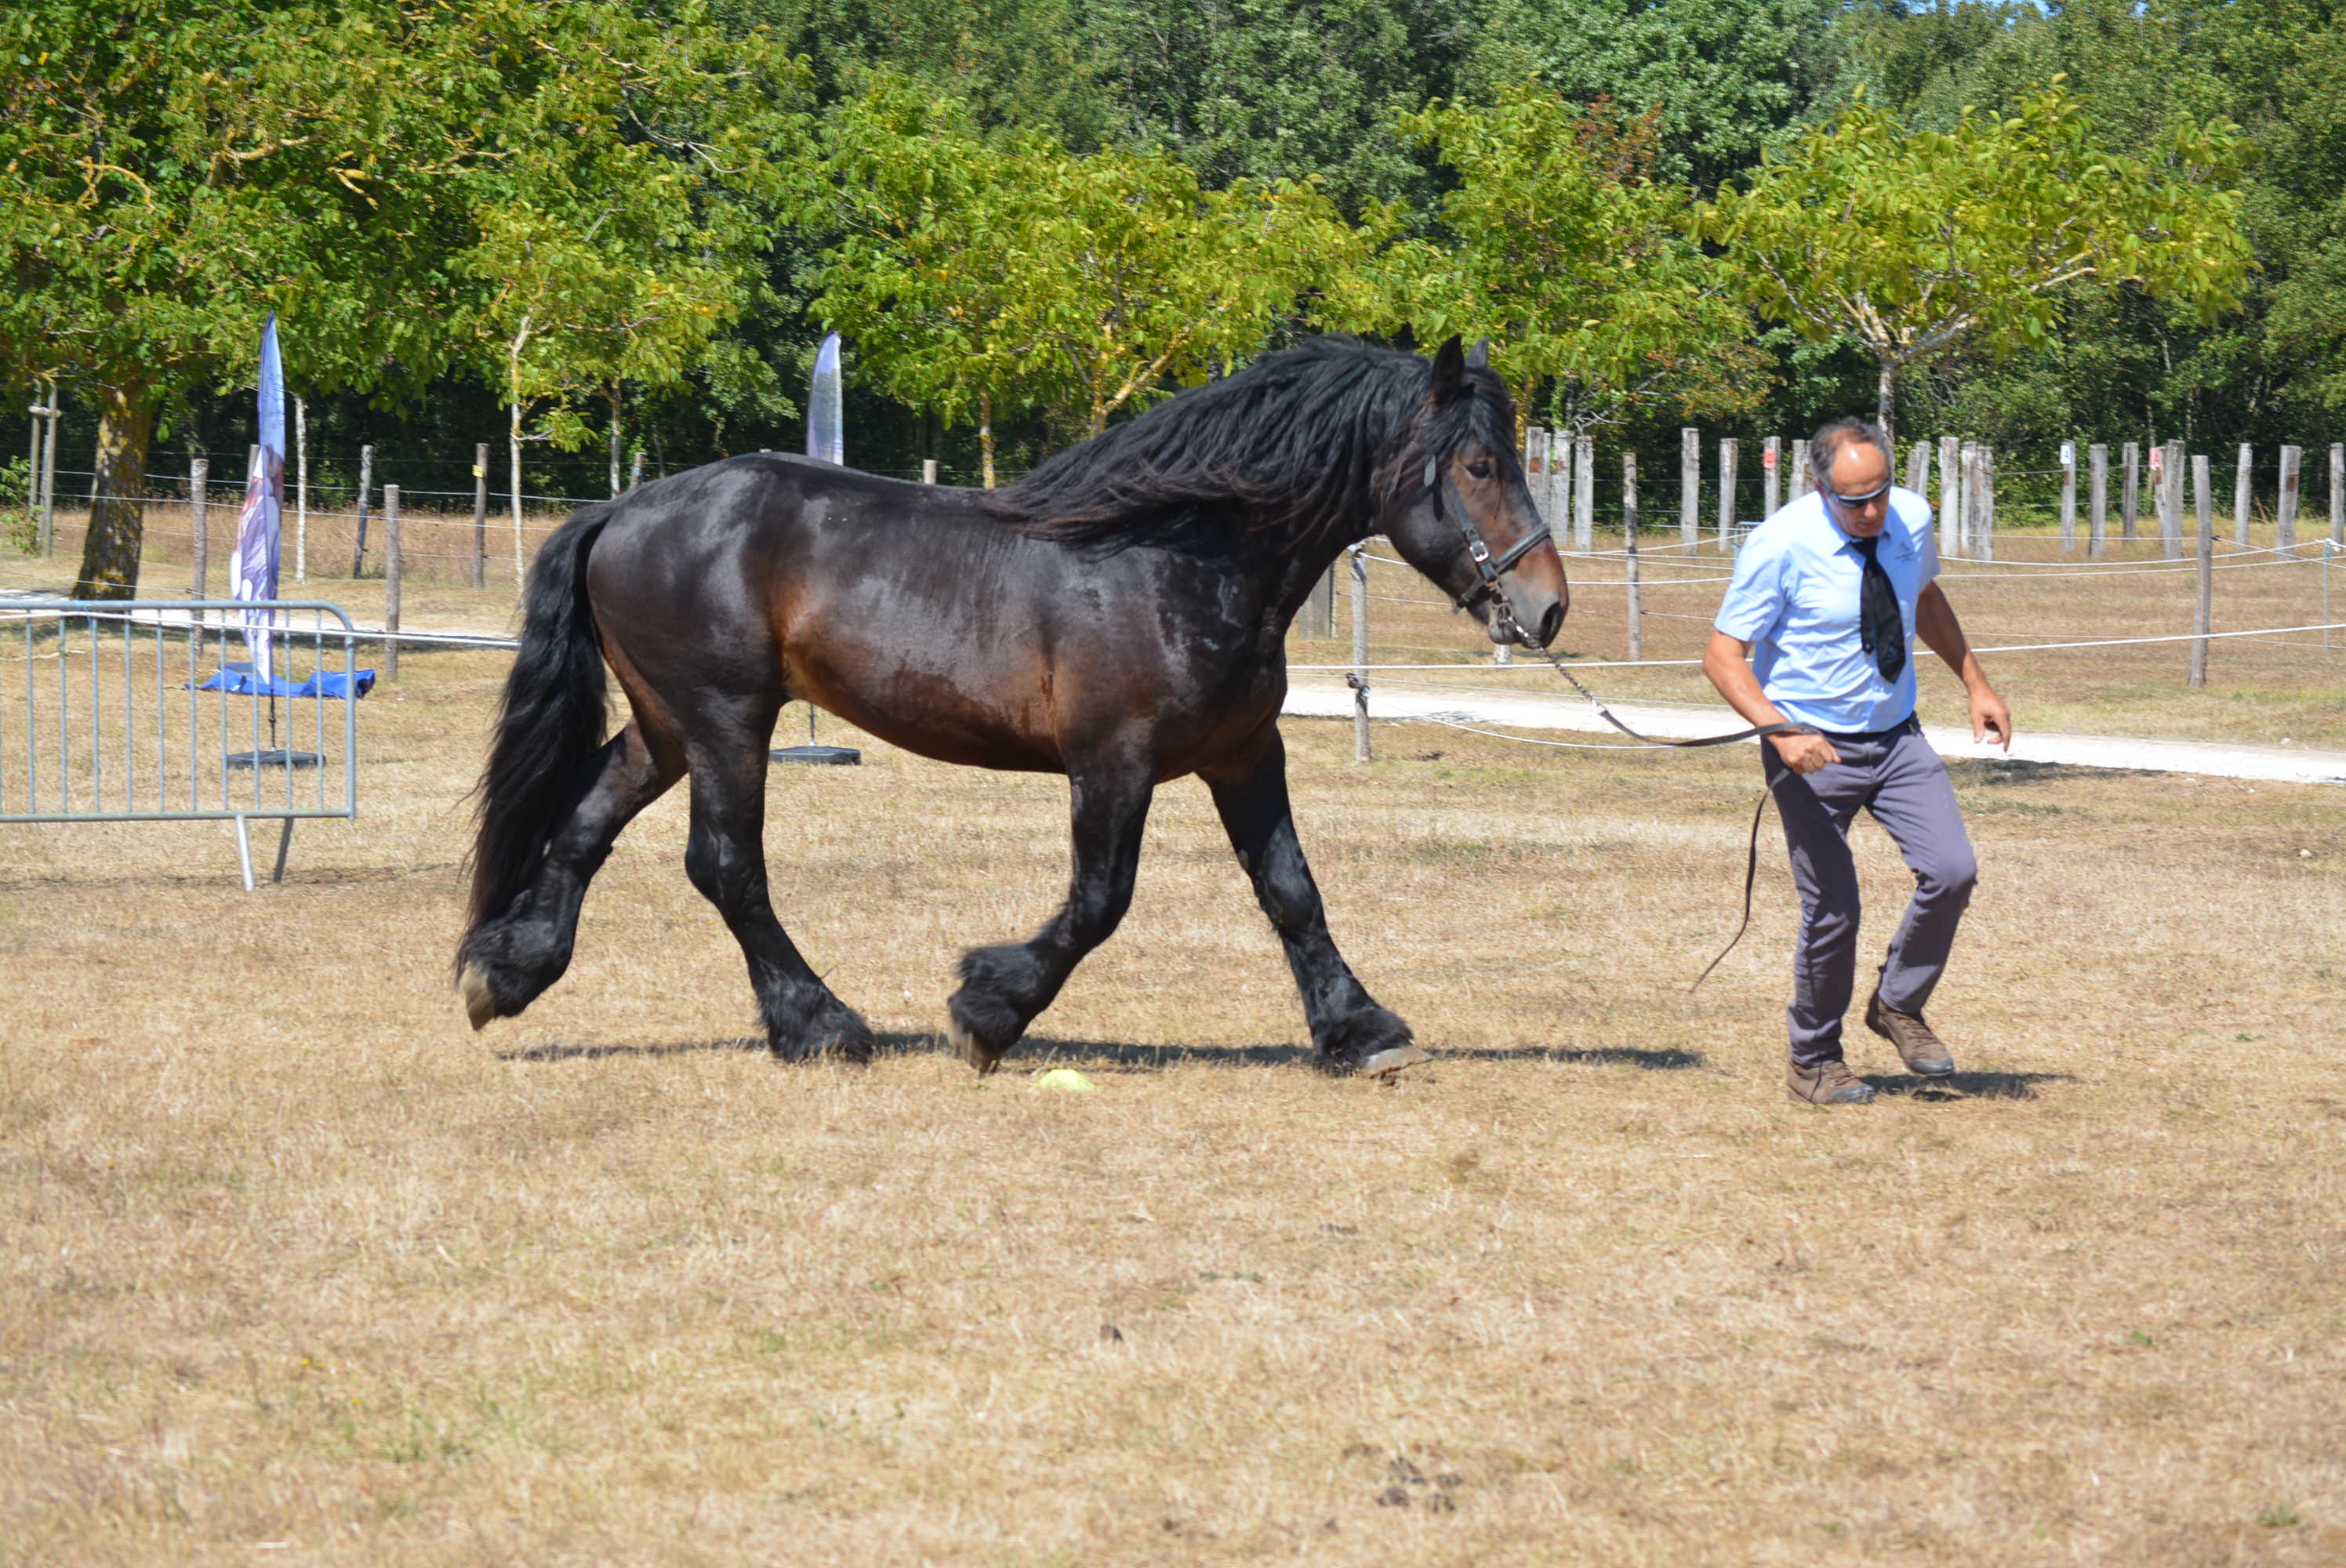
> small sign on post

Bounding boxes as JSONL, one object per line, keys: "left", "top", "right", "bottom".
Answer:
{"left": 1762, "top": 435, "right": 1781, "bottom": 521}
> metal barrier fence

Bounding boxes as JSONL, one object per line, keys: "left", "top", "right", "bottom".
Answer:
{"left": 0, "top": 600, "right": 361, "bottom": 888}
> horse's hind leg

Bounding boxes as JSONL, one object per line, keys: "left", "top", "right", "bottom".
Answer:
{"left": 460, "top": 720, "right": 681, "bottom": 1028}
{"left": 1202, "top": 730, "right": 1425, "bottom": 1076}
{"left": 949, "top": 760, "right": 1153, "bottom": 1073}
{"left": 681, "top": 735, "right": 874, "bottom": 1063}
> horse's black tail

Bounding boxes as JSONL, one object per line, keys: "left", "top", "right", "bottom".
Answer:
{"left": 463, "top": 503, "right": 614, "bottom": 946}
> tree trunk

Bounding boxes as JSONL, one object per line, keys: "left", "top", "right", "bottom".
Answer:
{"left": 607, "top": 387, "right": 623, "bottom": 498}
{"left": 1876, "top": 358, "right": 1897, "bottom": 454}
{"left": 979, "top": 389, "right": 996, "bottom": 489}
{"left": 72, "top": 382, "right": 161, "bottom": 601}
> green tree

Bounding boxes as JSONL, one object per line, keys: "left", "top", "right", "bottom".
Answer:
{"left": 813, "top": 76, "right": 1367, "bottom": 477}
{"left": 1461, "top": 0, "right": 1846, "bottom": 191}
{"left": 1696, "top": 82, "right": 2256, "bottom": 444}
{"left": 1327, "top": 83, "right": 1767, "bottom": 436}
{"left": 0, "top": 0, "right": 802, "bottom": 599}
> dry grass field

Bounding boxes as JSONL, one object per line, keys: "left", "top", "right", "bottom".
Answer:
{"left": 4, "top": 627, "right": 2344, "bottom": 1565}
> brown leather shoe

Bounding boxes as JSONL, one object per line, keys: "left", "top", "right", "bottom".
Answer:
{"left": 1787, "top": 1058, "right": 1876, "bottom": 1104}
{"left": 1866, "top": 990, "right": 1956, "bottom": 1077}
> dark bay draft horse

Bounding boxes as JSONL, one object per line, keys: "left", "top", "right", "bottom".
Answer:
{"left": 456, "top": 336, "right": 1568, "bottom": 1074}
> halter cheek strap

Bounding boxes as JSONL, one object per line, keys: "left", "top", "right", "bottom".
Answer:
{"left": 1425, "top": 456, "right": 1552, "bottom": 622}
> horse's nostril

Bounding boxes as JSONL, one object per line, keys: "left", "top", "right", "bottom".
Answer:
{"left": 1537, "top": 602, "right": 1564, "bottom": 648}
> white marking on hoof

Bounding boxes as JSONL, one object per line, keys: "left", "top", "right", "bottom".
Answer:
{"left": 459, "top": 965, "right": 497, "bottom": 1032}
{"left": 1357, "top": 1042, "right": 1431, "bottom": 1078}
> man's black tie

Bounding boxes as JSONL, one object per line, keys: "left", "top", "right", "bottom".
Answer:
{"left": 1851, "top": 535, "right": 1905, "bottom": 682}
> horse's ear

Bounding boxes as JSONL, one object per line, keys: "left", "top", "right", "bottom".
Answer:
{"left": 1430, "top": 336, "right": 1466, "bottom": 405}
{"left": 1465, "top": 337, "right": 1491, "bottom": 370}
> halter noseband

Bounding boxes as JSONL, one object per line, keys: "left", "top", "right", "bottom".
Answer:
{"left": 1424, "top": 455, "right": 1552, "bottom": 639}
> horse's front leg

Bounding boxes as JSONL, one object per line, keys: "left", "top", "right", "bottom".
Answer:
{"left": 948, "top": 759, "right": 1153, "bottom": 1073}
{"left": 1202, "top": 728, "right": 1425, "bottom": 1076}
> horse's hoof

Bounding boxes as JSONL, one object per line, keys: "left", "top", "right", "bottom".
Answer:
{"left": 1356, "top": 1042, "right": 1432, "bottom": 1079}
{"left": 946, "top": 1000, "right": 1007, "bottom": 1076}
{"left": 459, "top": 964, "right": 497, "bottom": 1032}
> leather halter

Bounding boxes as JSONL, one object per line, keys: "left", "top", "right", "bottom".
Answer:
{"left": 1425, "top": 455, "right": 1550, "bottom": 638}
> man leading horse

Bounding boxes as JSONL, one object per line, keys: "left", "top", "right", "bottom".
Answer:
{"left": 1703, "top": 417, "right": 2013, "bottom": 1105}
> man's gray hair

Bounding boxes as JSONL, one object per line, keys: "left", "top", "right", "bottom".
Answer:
{"left": 1810, "top": 417, "right": 1891, "bottom": 485}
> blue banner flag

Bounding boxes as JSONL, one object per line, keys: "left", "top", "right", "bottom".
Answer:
{"left": 232, "top": 314, "right": 285, "bottom": 680}
{"left": 808, "top": 332, "right": 844, "bottom": 465}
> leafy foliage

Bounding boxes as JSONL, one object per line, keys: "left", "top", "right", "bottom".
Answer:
{"left": 1328, "top": 83, "right": 1767, "bottom": 432}
{"left": 1696, "top": 82, "right": 2256, "bottom": 433}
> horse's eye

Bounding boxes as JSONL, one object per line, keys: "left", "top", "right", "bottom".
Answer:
{"left": 1466, "top": 461, "right": 1493, "bottom": 481}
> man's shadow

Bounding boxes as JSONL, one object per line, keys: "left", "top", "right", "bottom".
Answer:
{"left": 1862, "top": 1070, "right": 2072, "bottom": 1102}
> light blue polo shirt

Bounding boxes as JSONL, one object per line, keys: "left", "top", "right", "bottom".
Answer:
{"left": 1713, "top": 487, "right": 1938, "bottom": 735}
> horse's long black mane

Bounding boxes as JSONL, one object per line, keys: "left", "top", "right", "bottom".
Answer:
{"left": 981, "top": 338, "right": 1509, "bottom": 554}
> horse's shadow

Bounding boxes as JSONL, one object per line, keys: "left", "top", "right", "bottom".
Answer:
{"left": 492, "top": 1032, "right": 1706, "bottom": 1073}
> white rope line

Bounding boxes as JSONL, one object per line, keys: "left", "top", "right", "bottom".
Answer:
{"left": 1973, "top": 622, "right": 2346, "bottom": 654}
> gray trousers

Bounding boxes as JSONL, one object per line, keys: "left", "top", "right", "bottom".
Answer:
{"left": 1762, "top": 718, "right": 1977, "bottom": 1066}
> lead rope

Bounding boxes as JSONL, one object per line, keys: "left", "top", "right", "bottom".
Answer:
{"left": 1428, "top": 459, "right": 1813, "bottom": 984}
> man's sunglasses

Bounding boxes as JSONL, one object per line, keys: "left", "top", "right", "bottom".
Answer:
{"left": 1825, "top": 480, "right": 1892, "bottom": 508}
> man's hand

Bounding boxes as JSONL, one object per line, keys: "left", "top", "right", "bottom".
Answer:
{"left": 1970, "top": 683, "right": 2013, "bottom": 750}
{"left": 1769, "top": 730, "right": 1842, "bottom": 775}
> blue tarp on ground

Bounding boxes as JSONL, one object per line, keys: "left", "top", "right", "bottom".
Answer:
{"left": 192, "top": 665, "right": 374, "bottom": 699}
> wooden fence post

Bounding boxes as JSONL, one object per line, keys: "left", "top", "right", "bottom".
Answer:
{"left": 1762, "top": 435, "right": 1781, "bottom": 521}
{"left": 470, "top": 442, "right": 489, "bottom": 590}
{"left": 384, "top": 485, "right": 401, "bottom": 682}
{"left": 2122, "top": 441, "right": 2140, "bottom": 541}
{"left": 1349, "top": 544, "right": 1371, "bottom": 762}
{"left": 2060, "top": 441, "right": 2077, "bottom": 551}
{"left": 1789, "top": 437, "right": 1810, "bottom": 503}
{"left": 2089, "top": 443, "right": 2108, "bottom": 559}
{"left": 350, "top": 443, "right": 373, "bottom": 579}
{"left": 1680, "top": 427, "right": 1699, "bottom": 548}
{"left": 2191, "top": 456, "right": 2212, "bottom": 689}
{"left": 1905, "top": 437, "right": 1930, "bottom": 497}
{"left": 2161, "top": 441, "right": 2184, "bottom": 561}
{"left": 189, "top": 458, "right": 209, "bottom": 619}
{"left": 1957, "top": 441, "right": 1977, "bottom": 559}
{"left": 1546, "top": 430, "right": 1567, "bottom": 546}
{"left": 629, "top": 451, "right": 646, "bottom": 492}
{"left": 1573, "top": 434, "right": 1594, "bottom": 551}
{"left": 1716, "top": 438, "right": 1738, "bottom": 550}
{"left": 1622, "top": 452, "right": 1641, "bottom": 660}
{"left": 2332, "top": 442, "right": 2345, "bottom": 546}
{"left": 2279, "top": 444, "right": 2302, "bottom": 551}
{"left": 2234, "top": 445, "right": 2253, "bottom": 548}
{"left": 35, "top": 380, "right": 59, "bottom": 556}
{"left": 293, "top": 397, "right": 308, "bottom": 582}
{"left": 1982, "top": 445, "right": 1997, "bottom": 561}
{"left": 1938, "top": 436, "right": 1959, "bottom": 561}
{"left": 1521, "top": 424, "right": 1542, "bottom": 543}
